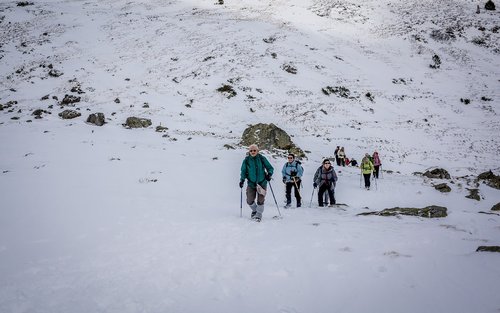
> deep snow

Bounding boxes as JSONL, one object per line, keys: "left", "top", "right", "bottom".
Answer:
{"left": 1, "top": 0, "right": 499, "bottom": 312}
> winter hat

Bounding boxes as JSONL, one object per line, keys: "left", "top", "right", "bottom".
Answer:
{"left": 322, "top": 159, "right": 331, "bottom": 164}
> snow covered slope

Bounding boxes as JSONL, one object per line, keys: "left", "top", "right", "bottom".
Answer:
{"left": 0, "top": 1, "right": 499, "bottom": 312}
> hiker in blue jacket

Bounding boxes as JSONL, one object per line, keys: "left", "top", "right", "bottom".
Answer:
{"left": 281, "top": 153, "right": 304, "bottom": 208}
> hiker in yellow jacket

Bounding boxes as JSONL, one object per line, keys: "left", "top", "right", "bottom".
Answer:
{"left": 361, "top": 154, "right": 374, "bottom": 190}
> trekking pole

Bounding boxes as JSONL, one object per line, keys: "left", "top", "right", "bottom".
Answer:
{"left": 293, "top": 177, "right": 302, "bottom": 198}
{"left": 268, "top": 180, "right": 282, "bottom": 218}
{"left": 240, "top": 186, "right": 243, "bottom": 217}
{"left": 374, "top": 173, "right": 378, "bottom": 191}
{"left": 359, "top": 172, "right": 362, "bottom": 188}
{"left": 309, "top": 187, "right": 316, "bottom": 208}
{"left": 380, "top": 165, "right": 383, "bottom": 179}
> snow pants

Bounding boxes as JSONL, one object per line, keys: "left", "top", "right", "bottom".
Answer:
{"left": 246, "top": 186, "right": 265, "bottom": 218}
{"left": 363, "top": 173, "right": 371, "bottom": 188}
{"left": 318, "top": 184, "right": 335, "bottom": 206}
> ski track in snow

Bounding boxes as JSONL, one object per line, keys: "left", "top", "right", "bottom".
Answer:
{"left": 1, "top": 0, "right": 500, "bottom": 312}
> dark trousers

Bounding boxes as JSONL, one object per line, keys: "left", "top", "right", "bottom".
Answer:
{"left": 374, "top": 165, "right": 380, "bottom": 179}
{"left": 285, "top": 180, "right": 301, "bottom": 205}
{"left": 363, "top": 173, "right": 371, "bottom": 188}
{"left": 335, "top": 156, "right": 341, "bottom": 166}
{"left": 318, "top": 184, "right": 335, "bottom": 206}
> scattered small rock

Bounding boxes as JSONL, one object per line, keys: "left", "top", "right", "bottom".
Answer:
{"left": 429, "top": 54, "right": 441, "bottom": 69}
{"left": 155, "top": 125, "right": 168, "bottom": 132}
{"left": 123, "top": 117, "right": 152, "bottom": 128}
{"left": 485, "top": 0, "right": 496, "bottom": 11}
{"left": 478, "top": 170, "right": 500, "bottom": 189}
{"left": 465, "top": 188, "right": 481, "bottom": 201}
{"left": 476, "top": 246, "right": 500, "bottom": 253}
{"left": 114, "top": 98, "right": 121, "bottom": 103}
{"left": 60, "top": 94, "right": 81, "bottom": 106}
{"left": 216, "top": 84, "right": 237, "bottom": 99}
{"left": 423, "top": 168, "right": 451, "bottom": 179}
{"left": 48, "top": 69, "right": 63, "bottom": 77}
{"left": 322, "top": 86, "right": 351, "bottom": 98}
{"left": 460, "top": 98, "right": 471, "bottom": 105}
{"left": 40, "top": 94, "right": 50, "bottom": 100}
{"left": 434, "top": 183, "right": 451, "bottom": 193}
{"left": 32, "top": 109, "right": 50, "bottom": 119}
{"left": 17, "top": 1, "right": 34, "bottom": 6}
{"left": 223, "top": 144, "right": 235, "bottom": 150}
{"left": 281, "top": 63, "right": 297, "bottom": 74}
{"left": 86, "top": 113, "right": 105, "bottom": 126}
{"left": 59, "top": 110, "right": 81, "bottom": 119}
{"left": 358, "top": 205, "right": 448, "bottom": 218}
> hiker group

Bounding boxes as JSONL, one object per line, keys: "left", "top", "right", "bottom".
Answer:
{"left": 239, "top": 144, "right": 382, "bottom": 222}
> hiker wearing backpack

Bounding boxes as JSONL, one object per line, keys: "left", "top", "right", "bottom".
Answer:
{"left": 361, "top": 155, "right": 374, "bottom": 190}
{"left": 372, "top": 151, "right": 382, "bottom": 179}
{"left": 313, "top": 159, "right": 338, "bottom": 206}
{"left": 239, "top": 144, "right": 274, "bottom": 222}
{"left": 281, "top": 153, "right": 304, "bottom": 208}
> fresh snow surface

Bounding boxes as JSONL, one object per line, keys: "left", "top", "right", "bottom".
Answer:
{"left": 1, "top": 0, "right": 499, "bottom": 312}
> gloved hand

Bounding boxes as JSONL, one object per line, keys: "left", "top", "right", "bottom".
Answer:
{"left": 282, "top": 177, "right": 286, "bottom": 183}
{"left": 313, "top": 182, "right": 317, "bottom": 188}
{"left": 239, "top": 180, "right": 244, "bottom": 188}
{"left": 265, "top": 174, "right": 272, "bottom": 181}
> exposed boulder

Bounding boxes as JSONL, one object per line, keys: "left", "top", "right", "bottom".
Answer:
{"left": 434, "top": 183, "right": 451, "bottom": 193}
{"left": 86, "top": 113, "right": 105, "bottom": 126}
{"left": 478, "top": 170, "right": 500, "bottom": 189}
{"left": 123, "top": 117, "right": 152, "bottom": 128}
{"left": 476, "top": 246, "right": 500, "bottom": 252}
{"left": 485, "top": 0, "right": 496, "bottom": 11}
{"left": 358, "top": 205, "right": 448, "bottom": 218}
{"left": 423, "top": 168, "right": 451, "bottom": 179}
{"left": 492, "top": 203, "right": 500, "bottom": 211}
{"left": 465, "top": 188, "right": 481, "bottom": 201}
{"left": 59, "top": 110, "right": 81, "bottom": 119}
{"left": 240, "top": 123, "right": 305, "bottom": 158}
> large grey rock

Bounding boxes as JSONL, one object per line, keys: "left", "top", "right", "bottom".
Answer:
{"left": 87, "top": 113, "right": 105, "bottom": 126}
{"left": 240, "top": 123, "right": 305, "bottom": 158}
{"left": 423, "top": 168, "right": 451, "bottom": 179}
{"left": 123, "top": 117, "right": 152, "bottom": 128}
{"left": 59, "top": 110, "right": 81, "bottom": 119}
{"left": 358, "top": 205, "right": 448, "bottom": 218}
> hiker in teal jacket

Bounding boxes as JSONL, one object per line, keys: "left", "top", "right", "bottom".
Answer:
{"left": 239, "top": 144, "right": 274, "bottom": 221}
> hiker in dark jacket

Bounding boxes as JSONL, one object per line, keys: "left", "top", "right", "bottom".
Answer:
{"left": 334, "top": 146, "right": 341, "bottom": 166}
{"left": 281, "top": 153, "right": 304, "bottom": 208}
{"left": 239, "top": 144, "right": 274, "bottom": 221}
{"left": 313, "top": 159, "right": 338, "bottom": 207}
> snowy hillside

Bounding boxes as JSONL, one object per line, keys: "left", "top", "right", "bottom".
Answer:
{"left": 1, "top": 0, "right": 499, "bottom": 312}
